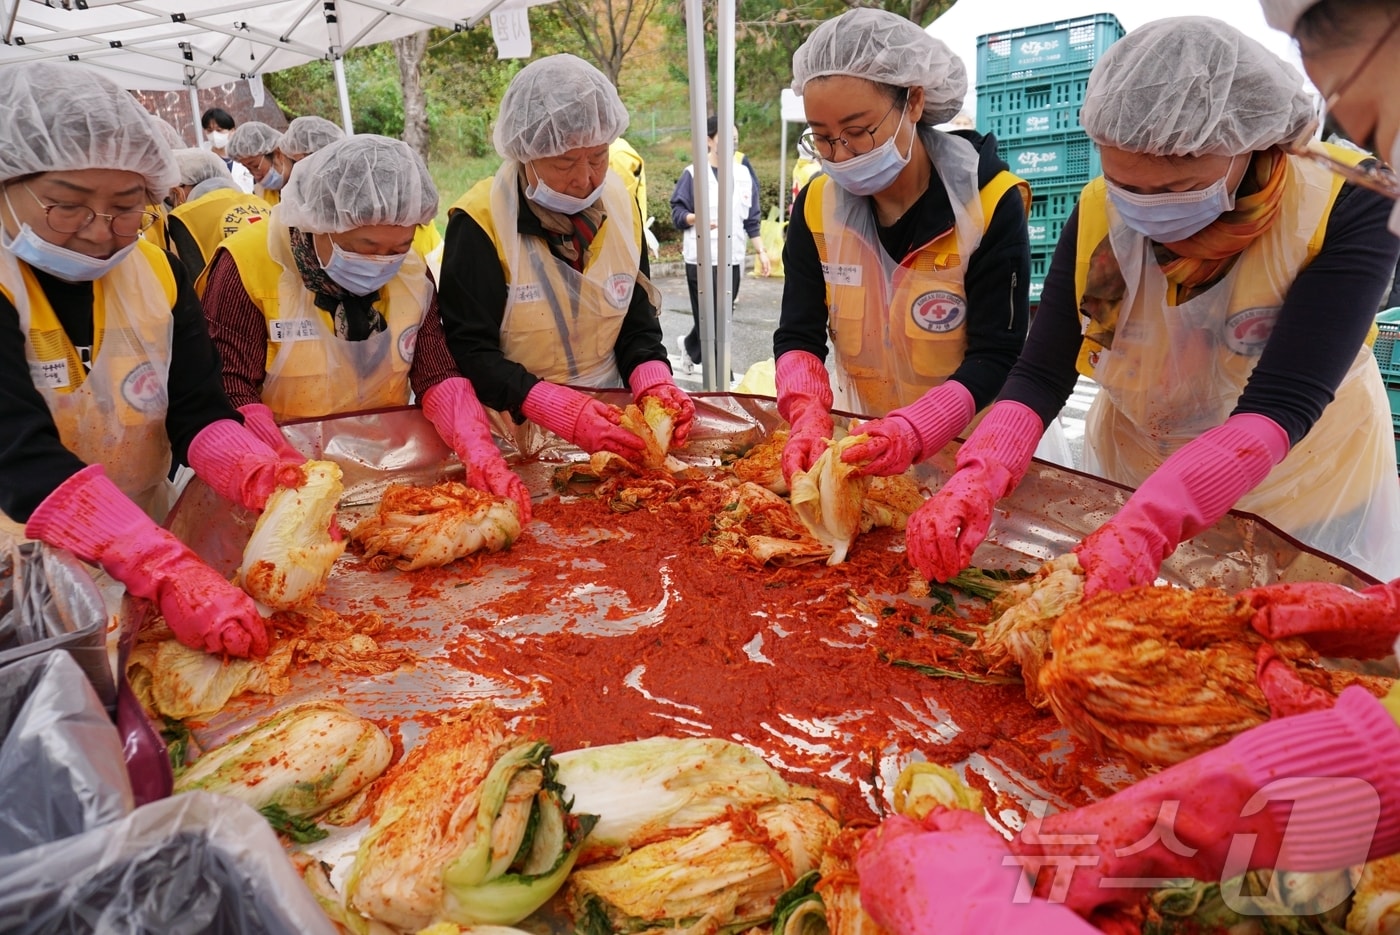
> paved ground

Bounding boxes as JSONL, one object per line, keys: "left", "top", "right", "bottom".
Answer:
{"left": 648, "top": 264, "right": 1097, "bottom": 470}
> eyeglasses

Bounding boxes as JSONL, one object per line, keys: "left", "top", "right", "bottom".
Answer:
{"left": 799, "top": 95, "right": 906, "bottom": 161}
{"left": 18, "top": 183, "right": 158, "bottom": 237}
{"left": 236, "top": 153, "right": 271, "bottom": 173}
{"left": 1316, "top": 13, "right": 1400, "bottom": 112}
{"left": 1291, "top": 139, "right": 1400, "bottom": 199}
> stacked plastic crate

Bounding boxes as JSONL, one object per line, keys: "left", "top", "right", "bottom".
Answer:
{"left": 1376, "top": 310, "right": 1400, "bottom": 469}
{"left": 975, "top": 14, "right": 1125, "bottom": 303}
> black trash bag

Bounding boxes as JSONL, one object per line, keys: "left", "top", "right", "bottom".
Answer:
{"left": 0, "top": 792, "right": 337, "bottom": 935}
{"left": 0, "top": 651, "right": 131, "bottom": 857}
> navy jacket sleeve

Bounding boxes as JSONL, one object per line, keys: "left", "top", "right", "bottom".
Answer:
{"left": 670, "top": 168, "right": 695, "bottom": 232}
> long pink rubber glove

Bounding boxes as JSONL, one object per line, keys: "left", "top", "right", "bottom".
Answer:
{"left": 236, "top": 402, "right": 304, "bottom": 461}
{"left": 1009, "top": 686, "right": 1400, "bottom": 914}
{"left": 26, "top": 464, "right": 268, "bottom": 658}
{"left": 421, "top": 377, "right": 532, "bottom": 522}
{"left": 905, "top": 401, "right": 1044, "bottom": 582}
{"left": 1074, "top": 413, "right": 1289, "bottom": 598}
{"left": 522, "top": 381, "right": 646, "bottom": 459}
{"left": 775, "top": 350, "right": 834, "bottom": 485}
{"left": 187, "top": 419, "right": 307, "bottom": 512}
{"left": 842, "top": 380, "right": 977, "bottom": 477}
{"left": 628, "top": 359, "right": 696, "bottom": 446}
{"left": 1240, "top": 579, "right": 1400, "bottom": 660}
{"left": 857, "top": 810, "right": 1099, "bottom": 934}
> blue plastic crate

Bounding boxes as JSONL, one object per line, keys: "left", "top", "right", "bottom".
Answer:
{"left": 1026, "top": 179, "right": 1086, "bottom": 248}
{"left": 977, "top": 13, "right": 1125, "bottom": 83}
{"left": 976, "top": 73, "right": 1091, "bottom": 141}
{"left": 1003, "top": 131, "right": 1101, "bottom": 182}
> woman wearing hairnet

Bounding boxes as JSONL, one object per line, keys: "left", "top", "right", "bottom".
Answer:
{"left": 775, "top": 9, "right": 1047, "bottom": 488}
{"left": 851, "top": 18, "right": 1400, "bottom": 934}
{"left": 163, "top": 148, "right": 270, "bottom": 279}
{"left": 911, "top": 16, "right": 1400, "bottom": 594}
{"left": 0, "top": 62, "right": 309, "bottom": 659}
{"left": 227, "top": 120, "right": 289, "bottom": 206}
{"left": 437, "top": 54, "right": 694, "bottom": 460}
{"left": 198, "top": 134, "right": 530, "bottom": 518}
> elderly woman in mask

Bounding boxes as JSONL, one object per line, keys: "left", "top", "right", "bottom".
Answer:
{"left": 227, "top": 120, "right": 289, "bottom": 206}
{"left": 911, "top": 16, "right": 1400, "bottom": 593}
{"left": 163, "top": 148, "right": 270, "bottom": 279}
{"left": 775, "top": 8, "right": 1036, "bottom": 486}
{"left": 437, "top": 54, "right": 694, "bottom": 460}
{"left": 198, "top": 134, "right": 529, "bottom": 517}
{"left": 0, "top": 63, "right": 308, "bottom": 658}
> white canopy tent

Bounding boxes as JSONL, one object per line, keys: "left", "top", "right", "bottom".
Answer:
{"left": 0, "top": 0, "right": 553, "bottom": 136}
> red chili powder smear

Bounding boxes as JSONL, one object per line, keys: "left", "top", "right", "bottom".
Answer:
{"left": 438, "top": 493, "right": 1117, "bottom": 822}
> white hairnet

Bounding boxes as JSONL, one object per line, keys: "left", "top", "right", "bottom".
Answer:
{"left": 1079, "top": 16, "right": 1316, "bottom": 157}
{"left": 492, "top": 54, "right": 629, "bottom": 162}
{"left": 225, "top": 121, "right": 281, "bottom": 160}
{"left": 278, "top": 116, "right": 344, "bottom": 157}
{"left": 1260, "top": 0, "right": 1315, "bottom": 34}
{"left": 0, "top": 62, "right": 177, "bottom": 194}
{"left": 189, "top": 177, "right": 240, "bottom": 200}
{"left": 148, "top": 114, "right": 185, "bottom": 150}
{"left": 172, "top": 148, "right": 233, "bottom": 187}
{"left": 791, "top": 8, "right": 967, "bottom": 126}
{"left": 277, "top": 134, "right": 437, "bottom": 233}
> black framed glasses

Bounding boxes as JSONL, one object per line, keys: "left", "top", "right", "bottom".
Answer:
{"left": 1291, "top": 139, "right": 1400, "bottom": 199}
{"left": 799, "top": 94, "right": 906, "bottom": 161}
{"left": 19, "top": 183, "right": 158, "bottom": 237}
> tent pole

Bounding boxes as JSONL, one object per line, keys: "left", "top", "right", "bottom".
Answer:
{"left": 779, "top": 121, "right": 788, "bottom": 224}
{"left": 683, "top": 0, "right": 714, "bottom": 390}
{"left": 188, "top": 82, "right": 203, "bottom": 144}
{"left": 715, "top": 0, "right": 735, "bottom": 392}
{"left": 333, "top": 56, "right": 354, "bottom": 133}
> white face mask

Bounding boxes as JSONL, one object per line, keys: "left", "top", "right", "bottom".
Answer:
{"left": 1105, "top": 156, "right": 1241, "bottom": 243}
{"left": 525, "top": 170, "right": 605, "bottom": 215}
{"left": 323, "top": 241, "right": 407, "bottom": 295}
{"left": 1, "top": 222, "right": 137, "bottom": 282}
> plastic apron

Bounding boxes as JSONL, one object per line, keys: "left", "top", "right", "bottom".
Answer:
{"left": 256, "top": 218, "right": 431, "bottom": 421}
{"left": 680, "top": 160, "right": 754, "bottom": 266}
{"left": 815, "top": 129, "right": 1071, "bottom": 464}
{"left": 1082, "top": 157, "right": 1400, "bottom": 579}
{"left": 494, "top": 166, "right": 642, "bottom": 389}
{"left": 0, "top": 240, "right": 175, "bottom": 523}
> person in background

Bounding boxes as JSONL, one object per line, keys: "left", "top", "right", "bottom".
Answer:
{"left": 775, "top": 9, "right": 1034, "bottom": 488}
{"left": 1231, "top": 0, "right": 1400, "bottom": 647}
{"left": 789, "top": 134, "right": 823, "bottom": 216}
{"left": 670, "top": 115, "right": 771, "bottom": 377}
{"left": 200, "top": 106, "right": 254, "bottom": 193}
{"left": 226, "top": 121, "right": 286, "bottom": 205}
{"left": 1, "top": 63, "right": 307, "bottom": 658}
{"left": 910, "top": 16, "right": 1400, "bottom": 592}
{"left": 438, "top": 54, "right": 694, "bottom": 460}
{"left": 198, "top": 135, "right": 529, "bottom": 518}
{"left": 142, "top": 114, "right": 186, "bottom": 252}
{"left": 609, "top": 137, "right": 659, "bottom": 261}
{"left": 164, "top": 149, "right": 270, "bottom": 279}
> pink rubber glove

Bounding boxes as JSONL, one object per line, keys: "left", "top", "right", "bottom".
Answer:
{"left": 236, "top": 402, "right": 304, "bottom": 461}
{"left": 1240, "top": 579, "right": 1400, "bottom": 660}
{"left": 842, "top": 380, "right": 977, "bottom": 477}
{"left": 1074, "top": 413, "right": 1289, "bottom": 598}
{"left": 628, "top": 359, "right": 696, "bottom": 446}
{"left": 1010, "top": 686, "right": 1400, "bottom": 914}
{"left": 421, "top": 377, "right": 532, "bottom": 522}
{"left": 26, "top": 464, "right": 268, "bottom": 658}
{"left": 858, "top": 810, "right": 1098, "bottom": 934}
{"left": 775, "top": 350, "right": 834, "bottom": 485}
{"left": 187, "top": 419, "right": 307, "bottom": 512}
{"left": 522, "top": 381, "right": 646, "bottom": 459}
{"left": 906, "top": 401, "right": 1044, "bottom": 582}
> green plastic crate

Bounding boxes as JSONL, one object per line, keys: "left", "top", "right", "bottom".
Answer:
{"left": 977, "top": 13, "right": 1125, "bottom": 82}
{"left": 1002, "top": 132, "right": 1101, "bottom": 181}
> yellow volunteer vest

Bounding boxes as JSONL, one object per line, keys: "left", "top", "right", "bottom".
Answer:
{"left": 804, "top": 164, "right": 1029, "bottom": 415}
{"left": 609, "top": 138, "right": 648, "bottom": 226}
{"left": 0, "top": 239, "right": 177, "bottom": 519}
{"left": 257, "top": 187, "right": 281, "bottom": 208}
{"left": 168, "top": 189, "right": 271, "bottom": 274}
{"left": 450, "top": 170, "right": 644, "bottom": 386}
{"left": 1069, "top": 145, "right": 1400, "bottom": 576}
{"left": 204, "top": 220, "right": 433, "bottom": 421}
{"left": 793, "top": 158, "right": 823, "bottom": 195}
{"left": 412, "top": 222, "right": 443, "bottom": 262}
